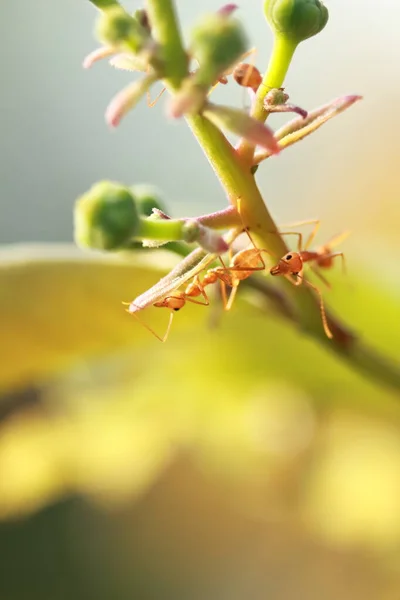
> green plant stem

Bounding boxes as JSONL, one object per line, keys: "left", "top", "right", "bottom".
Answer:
{"left": 238, "top": 35, "right": 297, "bottom": 163}
{"left": 145, "top": 0, "right": 188, "bottom": 87}
{"left": 254, "top": 36, "right": 297, "bottom": 120}
{"left": 143, "top": 0, "right": 400, "bottom": 394}
{"left": 137, "top": 216, "right": 187, "bottom": 241}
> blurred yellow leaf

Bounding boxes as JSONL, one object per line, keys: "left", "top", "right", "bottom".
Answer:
{"left": 0, "top": 244, "right": 177, "bottom": 393}
{"left": 0, "top": 244, "right": 400, "bottom": 521}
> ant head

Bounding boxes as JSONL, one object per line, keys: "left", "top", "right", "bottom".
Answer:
{"left": 270, "top": 252, "right": 303, "bottom": 276}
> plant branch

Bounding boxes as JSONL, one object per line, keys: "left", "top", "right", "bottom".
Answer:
{"left": 143, "top": 0, "right": 400, "bottom": 394}
{"left": 237, "top": 35, "right": 297, "bottom": 163}
{"left": 182, "top": 206, "right": 241, "bottom": 229}
{"left": 145, "top": 0, "right": 188, "bottom": 88}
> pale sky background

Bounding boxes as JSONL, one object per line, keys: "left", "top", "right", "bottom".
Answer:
{"left": 0, "top": 0, "right": 399, "bottom": 272}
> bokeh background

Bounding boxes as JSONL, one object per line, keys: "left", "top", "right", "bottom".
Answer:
{"left": 0, "top": 1, "right": 399, "bottom": 599}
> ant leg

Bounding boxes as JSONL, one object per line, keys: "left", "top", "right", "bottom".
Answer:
{"left": 309, "top": 264, "right": 332, "bottom": 289}
{"left": 325, "top": 231, "right": 351, "bottom": 251}
{"left": 214, "top": 274, "right": 237, "bottom": 312}
{"left": 303, "top": 279, "right": 333, "bottom": 339}
{"left": 285, "top": 274, "right": 333, "bottom": 339}
{"left": 218, "top": 279, "right": 229, "bottom": 309}
{"left": 126, "top": 307, "right": 174, "bottom": 342}
{"left": 278, "top": 231, "right": 303, "bottom": 252}
{"left": 325, "top": 252, "right": 347, "bottom": 275}
{"left": 224, "top": 283, "right": 239, "bottom": 311}
{"left": 185, "top": 277, "right": 210, "bottom": 306}
{"left": 147, "top": 86, "right": 166, "bottom": 108}
{"left": 284, "top": 271, "right": 303, "bottom": 287}
{"left": 279, "top": 219, "right": 321, "bottom": 250}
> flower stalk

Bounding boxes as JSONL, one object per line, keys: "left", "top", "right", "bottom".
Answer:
{"left": 78, "top": 0, "right": 400, "bottom": 394}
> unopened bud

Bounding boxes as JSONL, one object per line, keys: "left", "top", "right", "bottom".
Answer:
{"left": 190, "top": 12, "right": 248, "bottom": 88}
{"left": 264, "top": 0, "right": 329, "bottom": 44}
{"left": 130, "top": 185, "right": 166, "bottom": 217}
{"left": 89, "top": 0, "right": 119, "bottom": 10}
{"left": 265, "top": 87, "right": 289, "bottom": 105}
{"left": 96, "top": 6, "right": 148, "bottom": 53}
{"left": 74, "top": 181, "right": 139, "bottom": 250}
{"left": 264, "top": 88, "right": 307, "bottom": 118}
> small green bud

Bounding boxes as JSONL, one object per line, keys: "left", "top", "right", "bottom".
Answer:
{"left": 74, "top": 181, "right": 140, "bottom": 250}
{"left": 264, "top": 0, "right": 329, "bottom": 44}
{"left": 130, "top": 185, "right": 166, "bottom": 217}
{"left": 190, "top": 12, "right": 248, "bottom": 87}
{"left": 89, "top": 0, "right": 119, "bottom": 10}
{"left": 96, "top": 6, "right": 147, "bottom": 53}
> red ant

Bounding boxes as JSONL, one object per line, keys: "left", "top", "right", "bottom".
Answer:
{"left": 126, "top": 213, "right": 347, "bottom": 341}
{"left": 269, "top": 219, "right": 349, "bottom": 338}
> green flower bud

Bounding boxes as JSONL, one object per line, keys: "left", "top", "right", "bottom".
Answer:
{"left": 89, "top": 0, "right": 119, "bottom": 10}
{"left": 264, "top": 0, "right": 328, "bottom": 44}
{"left": 190, "top": 12, "right": 248, "bottom": 87}
{"left": 96, "top": 6, "right": 147, "bottom": 53}
{"left": 74, "top": 181, "right": 140, "bottom": 250}
{"left": 130, "top": 185, "right": 166, "bottom": 217}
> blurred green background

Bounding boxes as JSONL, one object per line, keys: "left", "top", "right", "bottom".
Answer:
{"left": 0, "top": 1, "right": 399, "bottom": 599}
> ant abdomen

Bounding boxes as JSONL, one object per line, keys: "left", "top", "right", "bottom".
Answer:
{"left": 233, "top": 63, "right": 262, "bottom": 91}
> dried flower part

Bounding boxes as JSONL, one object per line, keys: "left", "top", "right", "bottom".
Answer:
{"left": 217, "top": 4, "right": 239, "bottom": 17}
{"left": 264, "top": 87, "right": 289, "bottom": 106}
{"left": 83, "top": 46, "right": 117, "bottom": 69}
{"left": 275, "top": 94, "right": 362, "bottom": 140}
{"left": 182, "top": 221, "right": 229, "bottom": 253}
{"left": 168, "top": 81, "right": 208, "bottom": 118}
{"left": 263, "top": 88, "right": 307, "bottom": 118}
{"left": 253, "top": 95, "right": 362, "bottom": 165}
{"left": 109, "top": 52, "right": 148, "bottom": 72}
{"left": 74, "top": 182, "right": 140, "bottom": 250}
{"left": 105, "top": 74, "right": 157, "bottom": 127}
{"left": 264, "top": 0, "right": 329, "bottom": 44}
{"left": 203, "top": 103, "right": 280, "bottom": 154}
{"left": 197, "top": 226, "right": 230, "bottom": 253}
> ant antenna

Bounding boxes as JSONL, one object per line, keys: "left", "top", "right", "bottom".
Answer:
{"left": 123, "top": 302, "right": 173, "bottom": 342}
